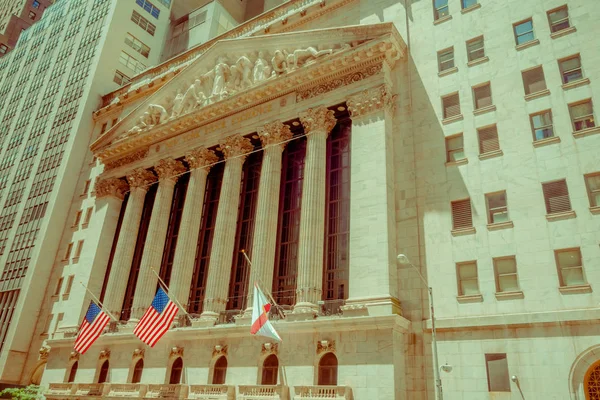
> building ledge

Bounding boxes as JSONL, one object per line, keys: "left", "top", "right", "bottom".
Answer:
{"left": 461, "top": 3, "right": 481, "bottom": 14}
{"left": 442, "top": 114, "right": 464, "bottom": 125}
{"left": 562, "top": 77, "right": 590, "bottom": 90}
{"left": 495, "top": 291, "right": 524, "bottom": 301}
{"left": 487, "top": 221, "right": 513, "bottom": 231}
{"left": 559, "top": 284, "right": 592, "bottom": 295}
{"left": 546, "top": 210, "right": 576, "bottom": 222}
{"left": 533, "top": 136, "right": 560, "bottom": 148}
{"left": 516, "top": 38, "right": 540, "bottom": 51}
{"left": 551, "top": 26, "right": 577, "bottom": 39}
{"left": 451, "top": 227, "right": 476, "bottom": 237}
{"left": 457, "top": 294, "right": 483, "bottom": 304}
{"left": 590, "top": 206, "right": 600, "bottom": 215}
{"left": 479, "top": 149, "right": 503, "bottom": 160}
{"left": 433, "top": 14, "right": 452, "bottom": 25}
{"left": 473, "top": 104, "right": 496, "bottom": 116}
{"left": 573, "top": 126, "right": 600, "bottom": 139}
{"left": 467, "top": 56, "right": 489, "bottom": 67}
{"left": 445, "top": 158, "right": 468, "bottom": 167}
{"left": 524, "top": 89, "right": 550, "bottom": 101}
{"left": 438, "top": 66, "right": 458, "bottom": 77}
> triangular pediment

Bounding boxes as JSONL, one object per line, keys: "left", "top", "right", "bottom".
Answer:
{"left": 92, "top": 23, "right": 404, "bottom": 162}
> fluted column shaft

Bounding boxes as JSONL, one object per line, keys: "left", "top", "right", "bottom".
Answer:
{"left": 295, "top": 107, "right": 337, "bottom": 314}
{"left": 201, "top": 135, "right": 253, "bottom": 319}
{"left": 169, "top": 148, "right": 218, "bottom": 311}
{"left": 131, "top": 158, "right": 185, "bottom": 319}
{"left": 244, "top": 122, "right": 292, "bottom": 313}
{"left": 103, "top": 169, "right": 156, "bottom": 318}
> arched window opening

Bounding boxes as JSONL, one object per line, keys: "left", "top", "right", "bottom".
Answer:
{"left": 586, "top": 362, "right": 600, "bottom": 399}
{"left": 169, "top": 357, "right": 183, "bottom": 384}
{"left": 318, "top": 353, "right": 338, "bottom": 386}
{"left": 261, "top": 354, "right": 279, "bottom": 385}
{"left": 132, "top": 359, "right": 144, "bottom": 383}
{"left": 67, "top": 361, "right": 78, "bottom": 383}
{"left": 98, "top": 360, "right": 109, "bottom": 383}
{"left": 212, "top": 356, "right": 227, "bottom": 384}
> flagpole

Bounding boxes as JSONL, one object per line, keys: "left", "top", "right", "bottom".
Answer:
{"left": 79, "top": 282, "right": 118, "bottom": 322}
{"left": 240, "top": 250, "right": 285, "bottom": 320}
{"left": 150, "top": 267, "right": 190, "bottom": 319}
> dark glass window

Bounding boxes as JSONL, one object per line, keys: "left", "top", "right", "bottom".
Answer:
{"left": 318, "top": 353, "right": 338, "bottom": 385}
{"left": 132, "top": 359, "right": 143, "bottom": 383}
{"left": 212, "top": 356, "right": 227, "bottom": 384}
{"left": 67, "top": 361, "right": 78, "bottom": 383}
{"left": 261, "top": 354, "right": 279, "bottom": 385}
{"left": 98, "top": 360, "right": 109, "bottom": 383}
{"left": 100, "top": 193, "right": 128, "bottom": 302}
{"left": 169, "top": 358, "right": 183, "bottom": 384}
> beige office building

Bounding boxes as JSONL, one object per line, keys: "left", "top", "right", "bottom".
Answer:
{"left": 1, "top": 0, "right": 600, "bottom": 399}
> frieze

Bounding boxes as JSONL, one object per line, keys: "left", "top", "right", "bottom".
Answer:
{"left": 104, "top": 148, "right": 149, "bottom": 171}
{"left": 296, "top": 64, "right": 383, "bottom": 102}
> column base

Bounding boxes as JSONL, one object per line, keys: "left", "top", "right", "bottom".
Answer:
{"left": 287, "top": 302, "right": 318, "bottom": 321}
{"left": 193, "top": 311, "right": 218, "bottom": 327}
{"left": 343, "top": 296, "right": 402, "bottom": 317}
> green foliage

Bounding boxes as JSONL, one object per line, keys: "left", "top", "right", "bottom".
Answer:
{"left": 0, "top": 385, "right": 41, "bottom": 400}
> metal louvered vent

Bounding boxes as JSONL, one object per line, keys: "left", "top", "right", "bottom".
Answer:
{"left": 452, "top": 199, "right": 473, "bottom": 229}
{"left": 542, "top": 180, "right": 571, "bottom": 214}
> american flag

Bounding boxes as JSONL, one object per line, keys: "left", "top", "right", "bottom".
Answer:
{"left": 133, "top": 287, "right": 178, "bottom": 347}
{"left": 74, "top": 301, "right": 111, "bottom": 354}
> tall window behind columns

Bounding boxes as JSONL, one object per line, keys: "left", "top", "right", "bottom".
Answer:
{"left": 120, "top": 184, "right": 157, "bottom": 321}
{"left": 323, "top": 117, "right": 351, "bottom": 303}
{"left": 100, "top": 194, "right": 128, "bottom": 302}
{"left": 159, "top": 173, "right": 189, "bottom": 286}
{"left": 273, "top": 136, "right": 306, "bottom": 306}
{"left": 227, "top": 151, "right": 263, "bottom": 311}
{"left": 188, "top": 163, "right": 224, "bottom": 314}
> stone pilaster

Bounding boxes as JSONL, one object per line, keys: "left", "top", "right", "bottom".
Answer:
{"left": 131, "top": 158, "right": 186, "bottom": 320}
{"left": 169, "top": 148, "right": 219, "bottom": 311}
{"left": 293, "top": 106, "right": 337, "bottom": 317}
{"left": 103, "top": 168, "right": 156, "bottom": 319}
{"left": 201, "top": 135, "right": 253, "bottom": 322}
{"left": 344, "top": 85, "right": 401, "bottom": 316}
{"left": 244, "top": 122, "right": 292, "bottom": 315}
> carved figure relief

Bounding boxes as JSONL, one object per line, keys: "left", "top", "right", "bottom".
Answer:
{"left": 252, "top": 51, "right": 271, "bottom": 83}
{"left": 211, "top": 57, "right": 231, "bottom": 101}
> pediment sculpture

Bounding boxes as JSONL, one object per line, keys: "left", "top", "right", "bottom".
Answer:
{"left": 123, "top": 43, "right": 355, "bottom": 139}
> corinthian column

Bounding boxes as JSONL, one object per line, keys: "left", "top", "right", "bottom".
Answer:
{"left": 131, "top": 158, "right": 186, "bottom": 320}
{"left": 103, "top": 169, "right": 156, "bottom": 319}
{"left": 169, "top": 148, "right": 219, "bottom": 311}
{"left": 294, "top": 106, "right": 337, "bottom": 316}
{"left": 201, "top": 134, "right": 253, "bottom": 322}
{"left": 244, "top": 121, "right": 292, "bottom": 316}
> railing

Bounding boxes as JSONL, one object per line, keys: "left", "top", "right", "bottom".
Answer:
{"left": 293, "top": 386, "right": 352, "bottom": 400}
{"left": 239, "top": 385, "right": 289, "bottom": 400}
{"left": 317, "top": 300, "right": 346, "bottom": 317}
{"left": 46, "top": 383, "right": 76, "bottom": 397}
{"left": 215, "top": 310, "right": 242, "bottom": 326}
{"left": 75, "top": 384, "right": 109, "bottom": 397}
{"left": 187, "top": 385, "right": 235, "bottom": 400}
{"left": 107, "top": 383, "right": 148, "bottom": 398}
{"left": 145, "top": 384, "right": 189, "bottom": 399}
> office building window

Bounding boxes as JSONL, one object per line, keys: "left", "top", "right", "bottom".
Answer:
{"left": 542, "top": 179, "right": 572, "bottom": 215}
{"left": 486, "top": 191, "right": 509, "bottom": 224}
{"left": 136, "top": 0, "right": 160, "bottom": 19}
{"left": 131, "top": 11, "right": 156, "bottom": 36}
{"left": 54, "top": 278, "right": 63, "bottom": 296}
{"left": 569, "top": 100, "right": 595, "bottom": 131}
{"left": 456, "top": 261, "right": 479, "bottom": 296}
{"left": 73, "top": 210, "right": 82, "bottom": 227}
{"left": 83, "top": 207, "right": 93, "bottom": 226}
{"left": 113, "top": 70, "right": 130, "bottom": 86}
{"left": 63, "top": 275, "right": 74, "bottom": 297}
{"left": 462, "top": 0, "right": 477, "bottom": 9}
{"left": 445, "top": 134, "right": 465, "bottom": 162}
{"left": 493, "top": 257, "right": 520, "bottom": 293}
{"left": 486, "top": 354, "right": 510, "bottom": 392}
{"left": 467, "top": 36, "right": 485, "bottom": 61}
{"left": 514, "top": 19, "right": 535, "bottom": 45}
{"left": 547, "top": 5, "right": 571, "bottom": 33}
{"left": 555, "top": 248, "right": 586, "bottom": 287}
{"left": 522, "top": 66, "right": 547, "bottom": 95}
{"left": 559, "top": 55, "right": 583, "bottom": 84}
{"left": 473, "top": 82, "right": 492, "bottom": 110}
{"left": 584, "top": 173, "right": 600, "bottom": 208}
{"left": 32, "top": 0, "right": 40, "bottom": 8}
{"left": 437, "top": 47, "right": 454, "bottom": 72}
{"left": 433, "top": 0, "right": 449, "bottom": 20}
{"left": 119, "top": 51, "right": 147, "bottom": 74}
{"left": 74, "top": 240, "right": 84, "bottom": 259}
{"left": 28, "top": 11, "right": 36, "bottom": 20}
{"left": 442, "top": 93, "right": 461, "bottom": 119}
{"left": 477, "top": 125, "right": 500, "bottom": 155}
{"left": 0, "top": 44, "right": 7, "bottom": 54}
{"left": 530, "top": 110, "right": 554, "bottom": 141}
{"left": 125, "top": 33, "right": 150, "bottom": 58}
{"left": 451, "top": 199, "right": 473, "bottom": 230}
{"left": 82, "top": 180, "right": 91, "bottom": 196}
{"left": 64, "top": 243, "right": 73, "bottom": 260}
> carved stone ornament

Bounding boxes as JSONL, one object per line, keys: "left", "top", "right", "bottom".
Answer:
{"left": 258, "top": 121, "right": 293, "bottom": 148}
{"left": 218, "top": 135, "right": 254, "bottom": 160}
{"left": 154, "top": 158, "right": 186, "bottom": 182}
{"left": 185, "top": 147, "right": 219, "bottom": 170}
{"left": 94, "top": 177, "right": 129, "bottom": 200}
{"left": 316, "top": 340, "right": 335, "bottom": 354}
{"left": 132, "top": 348, "right": 145, "bottom": 359}
{"left": 69, "top": 351, "right": 80, "bottom": 361}
{"left": 297, "top": 64, "right": 383, "bottom": 102}
{"left": 261, "top": 342, "right": 279, "bottom": 355}
{"left": 99, "top": 350, "right": 111, "bottom": 360}
{"left": 39, "top": 345, "right": 50, "bottom": 360}
{"left": 170, "top": 346, "right": 184, "bottom": 358}
{"left": 212, "top": 344, "right": 228, "bottom": 357}
{"left": 299, "top": 106, "right": 337, "bottom": 136}
{"left": 104, "top": 148, "right": 149, "bottom": 171}
{"left": 347, "top": 85, "right": 394, "bottom": 118}
{"left": 126, "top": 168, "right": 157, "bottom": 189}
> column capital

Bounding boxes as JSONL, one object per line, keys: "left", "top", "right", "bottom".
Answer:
{"left": 127, "top": 168, "right": 157, "bottom": 189}
{"left": 155, "top": 158, "right": 186, "bottom": 182}
{"left": 219, "top": 134, "right": 253, "bottom": 160}
{"left": 185, "top": 147, "right": 219, "bottom": 170}
{"left": 299, "top": 106, "right": 337, "bottom": 136}
{"left": 347, "top": 85, "right": 396, "bottom": 119}
{"left": 94, "top": 177, "right": 129, "bottom": 200}
{"left": 258, "top": 121, "right": 293, "bottom": 149}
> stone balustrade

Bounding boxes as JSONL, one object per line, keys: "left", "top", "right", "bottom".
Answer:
{"left": 239, "top": 385, "right": 289, "bottom": 400}
{"left": 145, "top": 384, "right": 189, "bottom": 399}
{"left": 292, "top": 386, "right": 352, "bottom": 400}
{"left": 75, "top": 384, "right": 109, "bottom": 397}
{"left": 187, "top": 385, "right": 235, "bottom": 400}
{"left": 46, "top": 383, "right": 77, "bottom": 397}
{"left": 107, "top": 383, "right": 148, "bottom": 398}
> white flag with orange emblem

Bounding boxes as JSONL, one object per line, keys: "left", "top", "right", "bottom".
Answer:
{"left": 250, "top": 282, "right": 282, "bottom": 342}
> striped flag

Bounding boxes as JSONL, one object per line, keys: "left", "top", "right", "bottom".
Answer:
{"left": 250, "top": 283, "right": 281, "bottom": 342}
{"left": 133, "top": 287, "right": 178, "bottom": 347}
{"left": 74, "top": 301, "right": 110, "bottom": 354}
